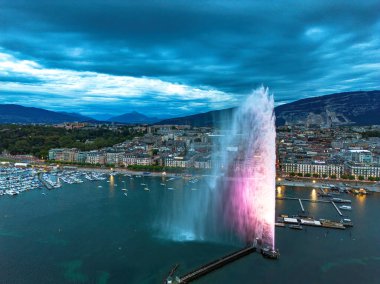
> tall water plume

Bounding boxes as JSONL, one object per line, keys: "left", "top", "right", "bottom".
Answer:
{"left": 159, "top": 87, "right": 276, "bottom": 249}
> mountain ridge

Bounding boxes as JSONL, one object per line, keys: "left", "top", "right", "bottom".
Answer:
{"left": 107, "top": 111, "right": 160, "bottom": 124}
{"left": 156, "top": 90, "right": 380, "bottom": 127}
{"left": 0, "top": 104, "right": 93, "bottom": 124}
{"left": 1, "top": 90, "right": 379, "bottom": 126}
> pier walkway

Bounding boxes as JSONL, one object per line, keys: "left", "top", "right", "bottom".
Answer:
{"left": 178, "top": 246, "right": 256, "bottom": 283}
{"left": 298, "top": 199, "right": 305, "bottom": 212}
{"left": 331, "top": 201, "right": 343, "bottom": 216}
{"left": 37, "top": 172, "right": 53, "bottom": 190}
{"left": 276, "top": 196, "right": 330, "bottom": 203}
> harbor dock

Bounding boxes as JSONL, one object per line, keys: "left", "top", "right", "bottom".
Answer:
{"left": 276, "top": 195, "right": 352, "bottom": 230}
{"left": 298, "top": 198, "right": 305, "bottom": 212}
{"left": 331, "top": 201, "right": 343, "bottom": 216}
{"left": 276, "top": 196, "right": 351, "bottom": 217}
{"left": 37, "top": 172, "right": 54, "bottom": 190}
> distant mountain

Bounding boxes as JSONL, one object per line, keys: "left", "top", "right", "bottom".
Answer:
{"left": 156, "top": 90, "right": 380, "bottom": 127}
{"left": 0, "top": 104, "right": 94, "bottom": 124}
{"left": 58, "top": 111, "right": 94, "bottom": 121}
{"left": 108, "top": 111, "right": 160, "bottom": 124}
{"left": 275, "top": 90, "right": 380, "bottom": 127}
{"left": 156, "top": 108, "right": 235, "bottom": 127}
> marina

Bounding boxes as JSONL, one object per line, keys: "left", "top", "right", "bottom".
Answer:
{"left": 0, "top": 166, "right": 108, "bottom": 195}
{"left": 0, "top": 165, "right": 205, "bottom": 197}
{"left": 277, "top": 195, "right": 353, "bottom": 218}
{"left": 0, "top": 167, "right": 43, "bottom": 196}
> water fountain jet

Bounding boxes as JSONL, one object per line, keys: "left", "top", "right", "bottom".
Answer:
{"left": 160, "top": 87, "right": 276, "bottom": 249}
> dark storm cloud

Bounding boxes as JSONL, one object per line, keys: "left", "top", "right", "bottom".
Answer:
{"left": 0, "top": 0, "right": 379, "bottom": 116}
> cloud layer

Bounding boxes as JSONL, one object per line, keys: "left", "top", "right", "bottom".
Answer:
{"left": 0, "top": 0, "right": 379, "bottom": 117}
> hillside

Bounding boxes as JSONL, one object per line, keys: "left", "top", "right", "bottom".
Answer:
{"left": 156, "top": 90, "right": 380, "bottom": 127}
{"left": 108, "top": 111, "right": 160, "bottom": 124}
{"left": 0, "top": 105, "right": 94, "bottom": 124}
{"left": 275, "top": 90, "right": 380, "bottom": 126}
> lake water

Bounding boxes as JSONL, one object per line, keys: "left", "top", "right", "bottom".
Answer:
{"left": 0, "top": 175, "right": 379, "bottom": 284}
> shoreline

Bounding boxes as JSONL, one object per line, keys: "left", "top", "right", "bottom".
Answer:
{"left": 73, "top": 167, "right": 180, "bottom": 178}
{"left": 276, "top": 178, "right": 380, "bottom": 193}
{"left": 2, "top": 163, "right": 379, "bottom": 192}
{"left": 75, "top": 168, "right": 380, "bottom": 192}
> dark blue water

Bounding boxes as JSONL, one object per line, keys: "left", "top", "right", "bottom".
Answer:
{"left": 0, "top": 175, "right": 379, "bottom": 284}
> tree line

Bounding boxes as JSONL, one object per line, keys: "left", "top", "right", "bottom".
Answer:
{"left": 0, "top": 124, "right": 143, "bottom": 158}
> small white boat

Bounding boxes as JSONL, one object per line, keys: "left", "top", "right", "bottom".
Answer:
{"left": 121, "top": 188, "right": 127, "bottom": 191}
{"left": 144, "top": 187, "right": 150, "bottom": 191}
{"left": 168, "top": 187, "right": 175, "bottom": 190}
{"left": 98, "top": 185, "right": 103, "bottom": 188}
{"left": 339, "top": 205, "right": 352, "bottom": 210}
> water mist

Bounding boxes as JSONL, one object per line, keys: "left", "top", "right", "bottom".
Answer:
{"left": 160, "top": 87, "right": 276, "bottom": 249}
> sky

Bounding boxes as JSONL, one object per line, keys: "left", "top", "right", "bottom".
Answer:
{"left": 0, "top": 0, "right": 379, "bottom": 118}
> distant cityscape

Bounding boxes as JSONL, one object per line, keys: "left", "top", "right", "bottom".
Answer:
{"left": 2, "top": 121, "right": 379, "bottom": 181}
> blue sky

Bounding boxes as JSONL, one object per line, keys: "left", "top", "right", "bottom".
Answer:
{"left": 0, "top": 0, "right": 379, "bottom": 118}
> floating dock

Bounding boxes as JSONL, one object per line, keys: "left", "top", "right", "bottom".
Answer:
{"left": 298, "top": 198, "right": 305, "bottom": 212}
{"left": 331, "top": 201, "right": 343, "bottom": 216}
{"left": 37, "top": 172, "right": 53, "bottom": 190}
{"left": 276, "top": 196, "right": 351, "bottom": 217}
{"left": 276, "top": 196, "right": 330, "bottom": 203}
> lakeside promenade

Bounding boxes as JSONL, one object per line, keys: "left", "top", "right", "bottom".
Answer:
{"left": 3, "top": 162, "right": 379, "bottom": 192}
{"left": 277, "top": 178, "right": 380, "bottom": 193}
{"left": 74, "top": 166, "right": 380, "bottom": 192}
{"left": 74, "top": 167, "right": 180, "bottom": 178}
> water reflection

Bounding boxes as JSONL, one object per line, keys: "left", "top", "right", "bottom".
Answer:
{"left": 356, "top": 194, "right": 366, "bottom": 208}
{"left": 276, "top": 186, "right": 283, "bottom": 198}
{"left": 311, "top": 188, "right": 317, "bottom": 201}
{"left": 109, "top": 175, "right": 115, "bottom": 197}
